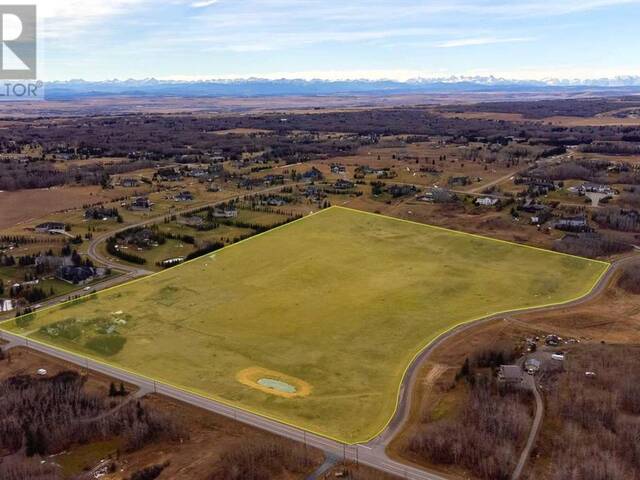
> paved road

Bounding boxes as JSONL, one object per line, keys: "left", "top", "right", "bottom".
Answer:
{"left": 0, "top": 270, "right": 144, "bottom": 323}
{"left": 4, "top": 216, "right": 637, "bottom": 479}
{"left": 511, "top": 374, "right": 544, "bottom": 480}
{"left": 0, "top": 330, "right": 445, "bottom": 479}
{"left": 467, "top": 168, "right": 523, "bottom": 194}
{"left": 362, "top": 253, "right": 639, "bottom": 472}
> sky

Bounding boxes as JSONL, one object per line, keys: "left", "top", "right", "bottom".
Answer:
{"left": 16, "top": 0, "right": 640, "bottom": 81}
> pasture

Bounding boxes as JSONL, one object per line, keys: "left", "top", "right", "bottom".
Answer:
{"left": 0, "top": 207, "right": 609, "bottom": 443}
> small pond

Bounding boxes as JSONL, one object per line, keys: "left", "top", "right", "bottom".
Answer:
{"left": 258, "top": 378, "right": 297, "bottom": 393}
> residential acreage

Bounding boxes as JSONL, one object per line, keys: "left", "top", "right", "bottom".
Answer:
{"left": 0, "top": 207, "right": 609, "bottom": 443}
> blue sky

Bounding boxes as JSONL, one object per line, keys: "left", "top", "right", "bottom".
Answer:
{"left": 26, "top": 0, "right": 640, "bottom": 81}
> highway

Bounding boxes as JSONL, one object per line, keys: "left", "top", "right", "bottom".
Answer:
{"left": 3, "top": 192, "right": 638, "bottom": 479}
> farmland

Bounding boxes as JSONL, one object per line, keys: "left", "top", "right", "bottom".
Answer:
{"left": 0, "top": 206, "right": 608, "bottom": 443}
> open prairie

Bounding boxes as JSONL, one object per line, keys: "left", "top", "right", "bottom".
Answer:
{"left": 0, "top": 207, "right": 608, "bottom": 443}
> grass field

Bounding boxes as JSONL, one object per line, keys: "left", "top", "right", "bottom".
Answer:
{"left": 0, "top": 207, "right": 609, "bottom": 443}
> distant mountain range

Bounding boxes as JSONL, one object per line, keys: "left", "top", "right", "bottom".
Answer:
{"left": 44, "top": 76, "right": 640, "bottom": 99}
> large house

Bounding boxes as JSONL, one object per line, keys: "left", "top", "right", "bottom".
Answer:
{"left": 263, "top": 174, "right": 285, "bottom": 186}
{"left": 121, "top": 178, "right": 139, "bottom": 188}
{"left": 85, "top": 207, "right": 119, "bottom": 220}
{"left": 331, "top": 163, "right": 347, "bottom": 174}
{"left": 155, "top": 168, "right": 182, "bottom": 182}
{"left": 130, "top": 197, "right": 153, "bottom": 211}
{"left": 35, "top": 222, "right": 66, "bottom": 234}
{"left": 212, "top": 206, "right": 238, "bottom": 218}
{"left": 174, "top": 191, "right": 194, "bottom": 202}
{"left": 302, "top": 167, "right": 323, "bottom": 182}
{"left": 579, "top": 183, "right": 616, "bottom": 196}
{"left": 334, "top": 179, "right": 355, "bottom": 190}
{"left": 476, "top": 197, "right": 499, "bottom": 207}
{"left": 55, "top": 265, "right": 96, "bottom": 285}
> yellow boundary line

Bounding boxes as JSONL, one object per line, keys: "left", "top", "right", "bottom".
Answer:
{"left": 0, "top": 205, "right": 611, "bottom": 445}
{"left": 333, "top": 205, "right": 611, "bottom": 267}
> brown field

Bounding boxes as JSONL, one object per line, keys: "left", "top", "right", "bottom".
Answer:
{"left": 0, "top": 185, "right": 151, "bottom": 230}
{"left": 337, "top": 194, "right": 561, "bottom": 250}
{"left": 440, "top": 110, "right": 640, "bottom": 126}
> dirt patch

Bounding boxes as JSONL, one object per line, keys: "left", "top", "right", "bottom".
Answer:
{"left": 236, "top": 367, "right": 312, "bottom": 398}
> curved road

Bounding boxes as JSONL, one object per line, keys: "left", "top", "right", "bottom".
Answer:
{"left": 511, "top": 374, "right": 543, "bottom": 480}
{"left": 4, "top": 214, "right": 638, "bottom": 479}
{"left": 86, "top": 184, "right": 298, "bottom": 272}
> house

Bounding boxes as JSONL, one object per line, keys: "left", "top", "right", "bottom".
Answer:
{"left": 416, "top": 192, "right": 434, "bottom": 203}
{"left": 520, "top": 199, "right": 548, "bottom": 213}
{"left": 263, "top": 174, "right": 285, "bottom": 186}
{"left": 331, "top": 163, "right": 347, "bottom": 174}
{"left": 160, "top": 257, "right": 185, "bottom": 268}
{"left": 579, "top": 183, "right": 616, "bottom": 196}
{"left": 476, "top": 197, "right": 499, "bottom": 207}
{"left": 498, "top": 365, "right": 523, "bottom": 384}
{"left": 302, "top": 167, "right": 323, "bottom": 182}
{"left": 428, "top": 188, "right": 457, "bottom": 204}
{"left": 524, "top": 358, "right": 542, "bottom": 374}
{"left": 0, "top": 299, "right": 15, "bottom": 312}
{"left": 303, "top": 185, "right": 325, "bottom": 201}
{"left": 545, "top": 334, "right": 561, "bottom": 346}
{"left": 155, "top": 168, "right": 182, "bottom": 182}
{"left": 262, "top": 195, "right": 288, "bottom": 207}
{"left": 55, "top": 265, "right": 96, "bottom": 285}
{"left": 85, "top": 207, "right": 119, "bottom": 220}
{"left": 212, "top": 207, "right": 238, "bottom": 218}
{"left": 178, "top": 215, "right": 204, "bottom": 227}
{"left": 387, "top": 184, "right": 417, "bottom": 198}
{"left": 35, "top": 222, "right": 66, "bottom": 234}
{"left": 207, "top": 184, "right": 221, "bottom": 192}
{"left": 186, "top": 168, "right": 209, "bottom": 178}
{"left": 121, "top": 178, "right": 139, "bottom": 188}
{"left": 130, "top": 197, "right": 153, "bottom": 210}
{"left": 448, "top": 176, "right": 470, "bottom": 187}
{"left": 174, "top": 191, "right": 194, "bottom": 202}
{"left": 334, "top": 179, "right": 355, "bottom": 190}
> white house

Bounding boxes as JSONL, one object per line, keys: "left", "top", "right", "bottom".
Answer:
{"left": 476, "top": 197, "right": 499, "bottom": 207}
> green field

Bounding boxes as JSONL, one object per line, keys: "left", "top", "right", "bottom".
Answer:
{"left": 0, "top": 207, "right": 609, "bottom": 443}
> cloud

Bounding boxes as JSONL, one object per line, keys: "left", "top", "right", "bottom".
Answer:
{"left": 436, "top": 37, "right": 533, "bottom": 48}
{"left": 14, "top": 0, "right": 152, "bottom": 39}
{"left": 191, "top": 0, "right": 219, "bottom": 7}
